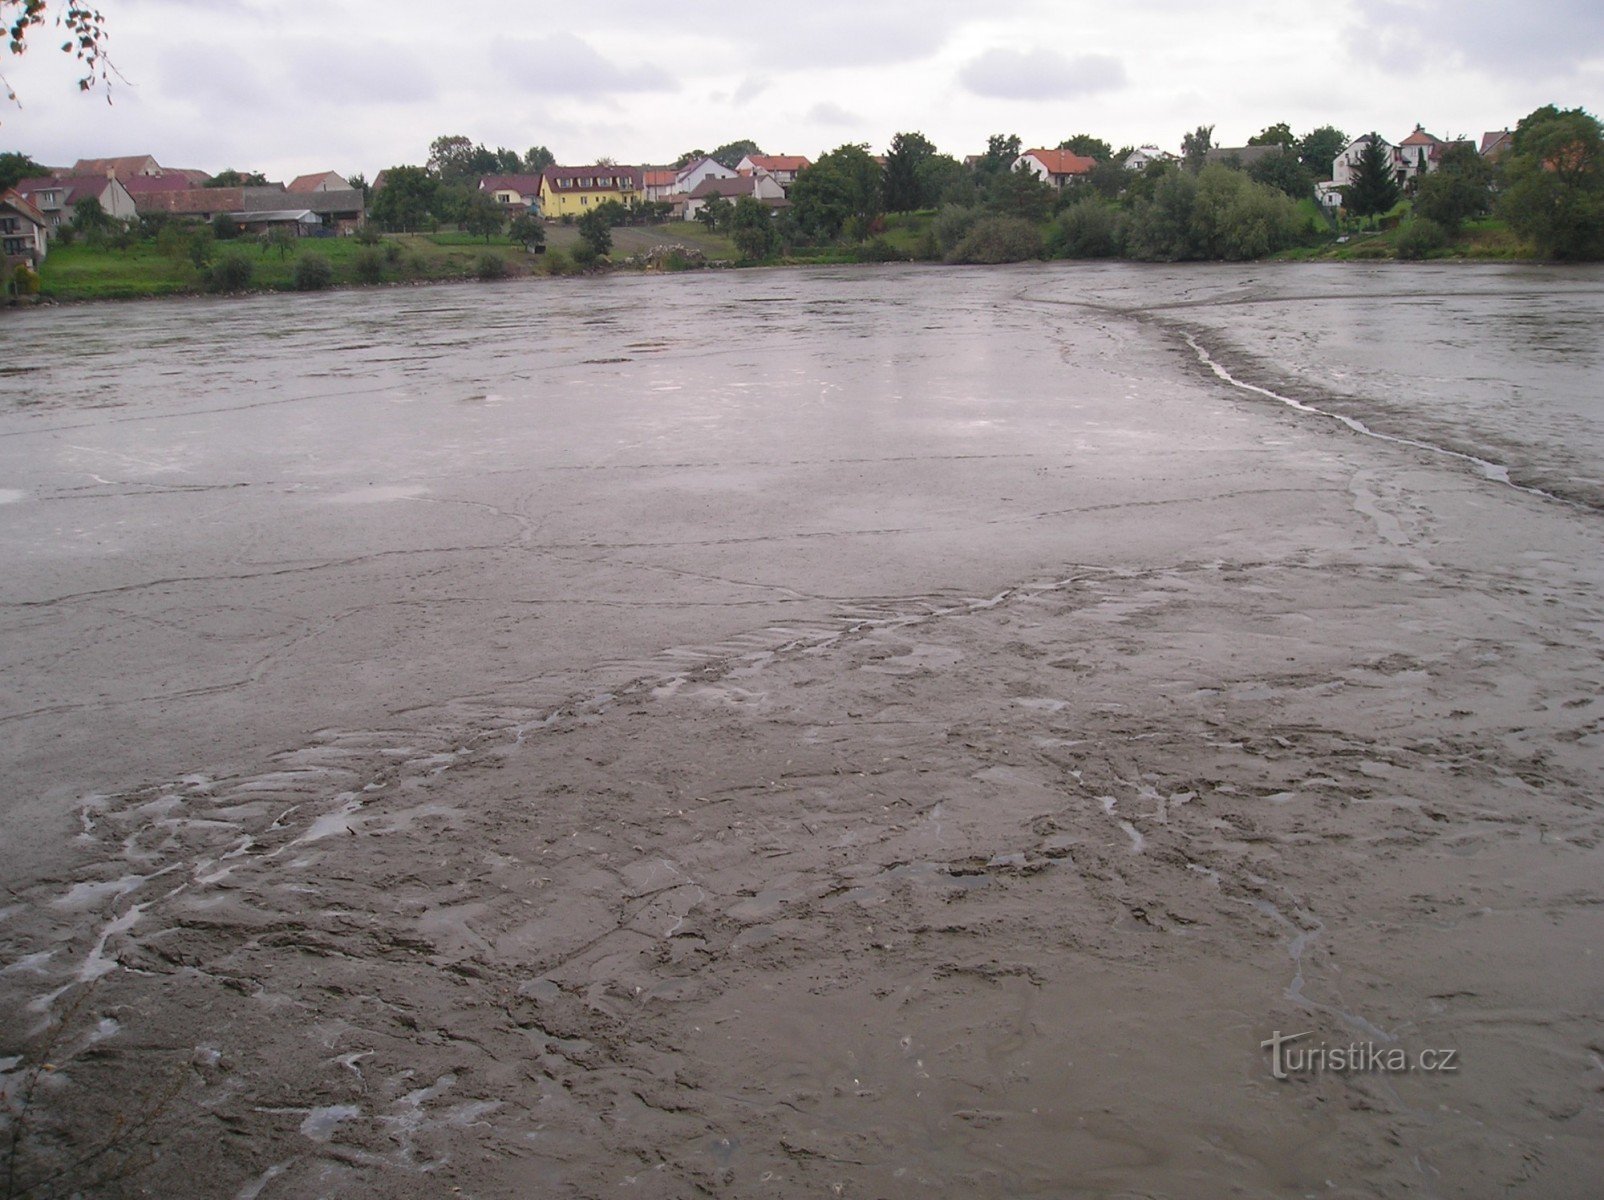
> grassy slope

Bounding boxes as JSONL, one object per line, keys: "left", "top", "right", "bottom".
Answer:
{"left": 36, "top": 222, "right": 742, "bottom": 301}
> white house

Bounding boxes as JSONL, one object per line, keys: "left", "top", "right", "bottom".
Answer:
{"left": 1013, "top": 148, "right": 1098, "bottom": 189}
{"left": 476, "top": 174, "right": 544, "bottom": 212}
{"left": 735, "top": 154, "right": 811, "bottom": 188}
{"left": 1, "top": 190, "right": 50, "bottom": 267}
{"left": 1332, "top": 135, "right": 1403, "bottom": 188}
{"left": 684, "top": 174, "right": 787, "bottom": 220}
{"left": 13, "top": 175, "right": 137, "bottom": 228}
{"left": 1124, "top": 146, "right": 1175, "bottom": 171}
{"left": 674, "top": 156, "right": 736, "bottom": 195}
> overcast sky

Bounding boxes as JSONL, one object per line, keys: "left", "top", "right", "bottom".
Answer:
{"left": 3, "top": 0, "right": 1600, "bottom": 178}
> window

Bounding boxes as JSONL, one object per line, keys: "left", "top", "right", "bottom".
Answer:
{"left": 3, "top": 237, "right": 27, "bottom": 255}
{"left": 0, "top": 218, "right": 17, "bottom": 234}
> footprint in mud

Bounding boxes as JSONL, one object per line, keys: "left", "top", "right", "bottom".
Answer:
{"left": 858, "top": 642, "right": 963, "bottom": 676}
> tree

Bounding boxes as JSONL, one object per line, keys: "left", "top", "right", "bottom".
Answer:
{"left": 788, "top": 144, "right": 883, "bottom": 240}
{"left": 695, "top": 194, "right": 733, "bottom": 233}
{"left": 206, "top": 169, "right": 267, "bottom": 188}
{"left": 1248, "top": 149, "right": 1313, "bottom": 200}
{"left": 347, "top": 171, "right": 370, "bottom": 201}
{"left": 508, "top": 212, "right": 545, "bottom": 251}
{"left": 710, "top": 139, "right": 762, "bottom": 169}
{"left": 1182, "top": 125, "right": 1215, "bottom": 171}
{"left": 1344, "top": 133, "right": 1401, "bottom": 220}
{"left": 915, "top": 153, "right": 970, "bottom": 207}
{"left": 577, "top": 206, "right": 612, "bottom": 256}
{"left": 69, "top": 192, "right": 107, "bottom": 235}
{"left": 461, "top": 192, "right": 505, "bottom": 242}
{"left": 524, "top": 146, "right": 554, "bottom": 173}
{"left": 1057, "top": 134, "right": 1112, "bottom": 161}
{"left": 1413, "top": 141, "right": 1494, "bottom": 232}
{"left": 0, "top": 148, "right": 42, "bottom": 189}
{"left": 2, "top": 1, "right": 110, "bottom": 110}
{"left": 1249, "top": 123, "right": 1295, "bottom": 151}
{"left": 673, "top": 148, "right": 707, "bottom": 169}
{"left": 262, "top": 225, "right": 295, "bottom": 260}
{"left": 730, "top": 195, "right": 777, "bottom": 260}
{"left": 986, "top": 165, "right": 1054, "bottom": 222}
{"left": 973, "top": 133, "right": 1022, "bottom": 179}
{"left": 1297, "top": 126, "right": 1348, "bottom": 179}
{"left": 368, "top": 165, "right": 438, "bottom": 231}
{"left": 883, "top": 130, "right": 937, "bottom": 212}
{"left": 1497, "top": 105, "right": 1604, "bottom": 259}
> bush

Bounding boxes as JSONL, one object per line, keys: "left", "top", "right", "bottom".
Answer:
{"left": 476, "top": 253, "right": 508, "bottom": 280}
{"left": 293, "top": 253, "right": 333, "bottom": 290}
{"left": 856, "top": 237, "right": 906, "bottom": 262}
{"left": 211, "top": 213, "right": 242, "bottom": 240}
{"left": 570, "top": 241, "right": 598, "bottom": 268}
{"left": 12, "top": 262, "right": 40, "bottom": 295}
{"left": 383, "top": 241, "right": 403, "bottom": 265}
{"left": 932, "top": 204, "right": 980, "bottom": 253}
{"left": 353, "top": 247, "right": 386, "bottom": 283}
{"left": 1395, "top": 217, "right": 1449, "bottom": 260}
{"left": 542, "top": 249, "right": 573, "bottom": 275}
{"left": 207, "top": 252, "right": 254, "bottom": 292}
{"left": 354, "top": 225, "right": 382, "bottom": 245}
{"left": 947, "top": 216, "right": 1043, "bottom": 264}
{"left": 1047, "top": 198, "right": 1122, "bottom": 258}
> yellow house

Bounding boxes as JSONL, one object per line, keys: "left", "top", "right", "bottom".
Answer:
{"left": 538, "top": 166, "right": 642, "bottom": 219}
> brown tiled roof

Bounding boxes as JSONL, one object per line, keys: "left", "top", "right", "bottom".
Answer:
{"left": 478, "top": 174, "right": 545, "bottom": 195}
{"left": 1, "top": 189, "right": 48, "bottom": 226}
{"left": 15, "top": 175, "right": 114, "bottom": 206}
{"left": 1399, "top": 126, "right": 1442, "bottom": 147}
{"left": 1480, "top": 129, "right": 1514, "bottom": 157}
{"left": 643, "top": 169, "right": 677, "bottom": 187}
{"left": 542, "top": 165, "right": 643, "bottom": 190}
{"left": 133, "top": 187, "right": 244, "bottom": 215}
{"left": 70, "top": 155, "right": 161, "bottom": 178}
{"left": 121, "top": 175, "right": 196, "bottom": 195}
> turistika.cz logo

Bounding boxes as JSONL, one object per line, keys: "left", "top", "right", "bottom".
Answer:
{"left": 1260, "top": 1031, "right": 1460, "bottom": 1080}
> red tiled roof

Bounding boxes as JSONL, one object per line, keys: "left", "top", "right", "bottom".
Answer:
{"left": 745, "top": 155, "right": 810, "bottom": 172}
{"left": 1399, "top": 126, "right": 1442, "bottom": 147}
{"left": 70, "top": 154, "right": 161, "bottom": 177}
{"left": 643, "top": 169, "right": 677, "bottom": 187}
{"left": 1022, "top": 148, "right": 1097, "bottom": 176}
{"left": 287, "top": 171, "right": 349, "bottom": 193}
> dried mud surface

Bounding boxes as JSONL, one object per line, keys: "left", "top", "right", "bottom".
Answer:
{"left": 1, "top": 265, "right": 1601, "bottom": 1199}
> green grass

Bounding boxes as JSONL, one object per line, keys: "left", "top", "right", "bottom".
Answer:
{"left": 38, "top": 222, "right": 750, "bottom": 299}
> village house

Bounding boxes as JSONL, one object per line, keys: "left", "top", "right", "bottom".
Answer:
{"left": 1203, "top": 145, "right": 1286, "bottom": 169}
{"left": 287, "top": 171, "right": 351, "bottom": 194}
{"left": 538, "top": 166, "right": 643, "bottom": 219}
{"left": 1124, "top": 146, "right": 1177, "bottom": 171}
{"left": 478, "top": 174, "right": 544, "bottom": 214}
{"left": 130, "top": 182, "right": 364, "bottom": 234}
{"left": 735, "top": 155, "right": 811, "bottom": 189}
{"left": 1332, "top": 134, "right": 1404, "bottom": 188}
{"left": 1, "top": 190, "right": 50, "bottom": 268}
{"left": 13, "top": 175, "right": 137, "bottom": 229}
{"left": 1013, "top": 148, "right": 1097, "bottom": 189}
{"left": 642, "top": 168, "right": 679, "bottom": 203}
{"left": 683, "top": 174, "right": 788, "bottom": 221}
{"left": 674, "top": 156, "right": 735, "bottom": 196}
{"left": 1480, "top": 129, "right": 1514, "bottom": 160}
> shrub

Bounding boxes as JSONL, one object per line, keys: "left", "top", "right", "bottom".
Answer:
{"left": 354, "top": 225, "right": 382, "bottom": 245}
{"left": 383, "top": 241, "right": 403, "bottom": 265}
{"left": 1395, "top": 217, "right": 1449, "bottom": 260}
{"left": 12, "top": 262, "right": 40, "bottom": 295}
{"left": 856, "top": 237, "right": 906, "bottom": 262}
{"left": 407, "top": 253, "right": 429, "bottom": 276}
{"left": 570, "top": 241, "right": 598, "bottom": 268}
{"left": 476, "top": 253, "right": 508, "bottom": 280}
{"left": 932, "top": 204, "right": 980, "bottom": 253}
{"left": 543, "top": 249, "right": 573, "bottom": 275}
{"left": 352, "top": 247, "right": 386, "bottom": 283}
{"left": 207, "top": 252, "right": 254, "bottom": 292}
{"left": 211, "top": 213, "right": 242, "bottom": 240}
{"left": 293, "top": 253, "right": 333, "bottom": 290}
{"left": 947, "top": 216, "right": 1043, "bottom": 264}
{"left": 1047, "top": 199, "right": 1122, "bottom": 258}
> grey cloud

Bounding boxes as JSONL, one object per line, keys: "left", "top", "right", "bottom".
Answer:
{"left": 1348, "top": 0, "right": 1604, "bottom": 74}
{"left": 808, "top": 101, "right": 860, "bottom": 127}
{"left": 959, "top": 48, "right": 1127, "bottom": 100}
{"left": 732, "top": 75, "right": 771, "bottom": 106}
{"left": 286, "top": 42, "right": 437, "bottom": 104}
{"left": 491, "top": 32, "right": 676, "bottom": 96}
{"left": 157, "top": 44, "right": 271, "bottom": 107}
